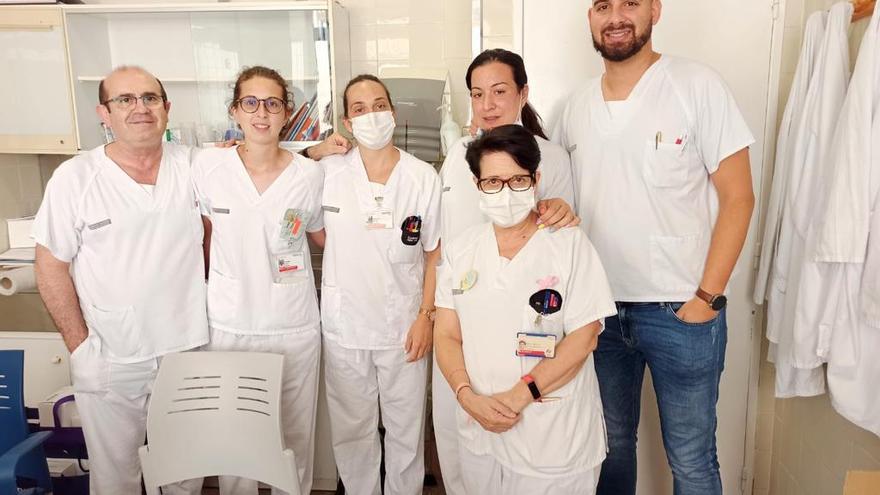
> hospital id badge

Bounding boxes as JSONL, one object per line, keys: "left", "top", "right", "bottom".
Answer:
{"left": 515, "top": 332, "right": 557, "bottom": 358}
{"left": 365, "top": 207, "right": 394, "bottom": 230}
{"left": 274, "top": 251, "right": 307, "bottom": 282}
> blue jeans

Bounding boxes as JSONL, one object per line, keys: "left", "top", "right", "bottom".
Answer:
{"left": 595, "top": 302, "right": 726, "bottom": 495}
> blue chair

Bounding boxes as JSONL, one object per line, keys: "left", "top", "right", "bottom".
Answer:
{"left": 0, "top": 349, "right": 53, "bottom": 494}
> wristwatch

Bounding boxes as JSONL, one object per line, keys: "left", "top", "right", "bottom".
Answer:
{"left": 695, "top": 287, "right": 727, "bottom": 311}
{"left": 418, "top": 307, "right": 436, "bottom": 322}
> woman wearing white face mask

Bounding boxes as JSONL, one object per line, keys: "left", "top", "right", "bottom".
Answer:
{"left": 433, "top": 48, "right": 581, "bottom": 495}
{"left": 434, "top": 125, "right": 616, "bottom": 493}
{"left": 318, "top": 74, "right": 442, "bottom": 495}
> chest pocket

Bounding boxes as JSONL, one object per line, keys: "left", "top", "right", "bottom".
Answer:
{"left": 643, "top": 140, "right": 696, "bottom": 188}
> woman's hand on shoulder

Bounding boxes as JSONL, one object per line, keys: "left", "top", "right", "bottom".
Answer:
{"left": 536, "top": 198, "right": 580, "bottom": 231}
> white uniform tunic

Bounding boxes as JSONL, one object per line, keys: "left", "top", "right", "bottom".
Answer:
{"left": 439, "top": 134, "right": 575, "bottom": 242}
{"left": 434, "top": 132, "right": 574, "bottom": 495}
{"left": 320, "top": 147, "right": 441, "bottom": 495}
{"left": 32, "top": 143, "right": 208, "bottom": 495}
{"left": 435, "top": 223, "right": 617, "bottom": 479}
{"left": 554, "top": 55, "right": 755, "bottom": 302}
{"left": 193, "top": 146, "right": 324, "bottom": 335}
{"left": 33, "top": 143, "right": 209, "bottom": 362}
{"left": 320, "top": 147, "right": 442, "bottom": 349}
{"left": 191, "top": 146, "right": 324, "bottom": 495}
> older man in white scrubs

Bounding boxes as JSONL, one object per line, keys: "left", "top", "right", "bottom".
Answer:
{"left": 33, "top": 66, "right": 209, "bottom": 495}
{"left": 554, "top": 2, "right": 755, "bottom": 494}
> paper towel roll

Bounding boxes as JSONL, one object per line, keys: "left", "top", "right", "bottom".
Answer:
{"left": 0, "top": 266, "right": 36, "bottom": 296}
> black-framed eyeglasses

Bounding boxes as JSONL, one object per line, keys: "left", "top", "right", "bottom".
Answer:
{"left": 477, "top": 174, "right": 535, "bottom": 194}
{"left": 101, "top": 93, "right": 166, "bottom": 110}
{"left": 235, "top": 96, "right": 287, "bottom": 114}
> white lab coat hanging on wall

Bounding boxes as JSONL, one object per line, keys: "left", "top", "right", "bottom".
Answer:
{"left": 812, "top": 4, "right": 880, "bottom": 437}
{"left": 765, "top": 1, "right": 853, "bottom": 398}
{"left": 755, "top": 10, "right": 828, "bottom": 306}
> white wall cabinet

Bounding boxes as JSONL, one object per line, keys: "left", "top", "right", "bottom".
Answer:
{"left": 65, "top": 2, "right": 349, "bottom": 151}
{"left": 0, "top": 1, "right": 349, "bottom": 154}
{"left": 0, "top": 7, "right": 78, "bottom": 154}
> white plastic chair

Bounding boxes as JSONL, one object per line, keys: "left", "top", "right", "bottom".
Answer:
{"left": 138, "top": 351, "right": 300, "bottom": 495}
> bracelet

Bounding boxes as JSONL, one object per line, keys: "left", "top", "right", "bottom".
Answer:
{"left": 454, "top": 383, "right": 472, "bottom": 400}
{"left": 521, "top": 374, "right": 541, "bottom": 401}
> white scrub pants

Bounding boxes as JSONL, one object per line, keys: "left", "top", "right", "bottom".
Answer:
{"left": 195, "top": 327, "right": 322, "bottom": 495}
{"left": 459, "top": 445, "right": 600, "bottom": 494}
{"left": 431, "top": 355, "right": 466, "bottom": 495}
{"left": 69, "top": 334, "right": 200, "bottom": 495}
{"left": 323, "top": 337, "right": 427, "bottom": 495}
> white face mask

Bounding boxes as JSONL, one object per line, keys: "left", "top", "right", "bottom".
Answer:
{"left": 350, "top": 111, "right": 395, "bottom": 150}
{"left": 513, "top": 94, "right": 525, "bottom": 127}
{"left": 478, "top": 186, "right": 536, "bottom": 228}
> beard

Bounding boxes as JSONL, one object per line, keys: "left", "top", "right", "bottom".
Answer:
{"left": 592, "top": 21, "right": 652, "bottom": 62}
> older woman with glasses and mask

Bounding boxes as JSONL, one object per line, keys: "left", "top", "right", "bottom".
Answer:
{"left": 189, "top": 66, "right": 326, "bottom": 495}
{"left": 434, "top": 124, "right": 617, "bottom": 494}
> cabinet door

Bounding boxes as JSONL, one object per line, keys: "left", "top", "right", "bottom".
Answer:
{"left": 0, "top": 7, "right": 77, "bottom": 154}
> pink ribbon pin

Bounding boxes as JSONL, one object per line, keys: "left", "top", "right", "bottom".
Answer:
{"left": 537, "top": 275, "right": 559, "bottom": 290}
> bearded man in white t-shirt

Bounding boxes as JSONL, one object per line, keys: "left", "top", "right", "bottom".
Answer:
{"left": 33, "top": 66, "right": 208, "bottom": 495}
{"left": 554, "top": 2, "right": 756, "bottom": 494}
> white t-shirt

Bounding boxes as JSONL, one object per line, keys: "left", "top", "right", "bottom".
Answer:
{"left": 192, "top": 146, "right": 324, "bottom": 335}
{"left": 435, "top": 223, "right": 617, "bottom": 477}
{"left": 32, "top": 143, "right": 209, "bottom": 363}
{"left": 320, "top": 147, "right": 442, "bottom": 350}
{"left": 555, "top": 55, "right": 755, "bottom": 301}
{"left": 439, "top": 135, "right": 575, "bottom": 242}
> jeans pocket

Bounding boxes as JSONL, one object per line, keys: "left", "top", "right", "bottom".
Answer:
{"left": 665, "top": 302, "right": 720, "bottom": 327}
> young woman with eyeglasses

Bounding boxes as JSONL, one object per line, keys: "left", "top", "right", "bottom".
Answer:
{"left": 189, "top": 66, "right": 326, "bottom": 495}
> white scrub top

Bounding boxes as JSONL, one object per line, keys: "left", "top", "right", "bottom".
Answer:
{"left": 192, "top": 146, "right": 324, "bottom": 335}
{"left": 439, "top": 135, "right": 575, "bottom": 242}
{"left": 32, "top": 143, "right": 209, "bottom": 363}
{"left": 435, "top": 223, "right": 617, "bottom": 477}
{"left": 320, "top": 147, "right": 442, "bottom": 350}
{"left": 554, "top": 55, "right": 755, "bottom": 302}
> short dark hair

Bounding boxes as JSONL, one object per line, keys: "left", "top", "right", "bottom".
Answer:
{"left": 98, "top": 66, "right": 168, "bottom": 107}
{"left": 465, "top": 124, "right": 541, "bottom": 179}
{"left": 342, "top": 74, "right": 394, "bottom": 118}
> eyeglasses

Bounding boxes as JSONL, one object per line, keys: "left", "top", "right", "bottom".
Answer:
{"left": 476, "top": 174, "right": 535, "bottom": 194}
{"left": 101, "top": 93, "right": 166, "bottom": 110}
{"left": 235, "top": 96, "right": 286, "bottom": 114}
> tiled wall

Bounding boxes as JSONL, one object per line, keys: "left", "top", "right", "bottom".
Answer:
{"left": 754, "top": 1, "right": 880, "bottom": 494}
{"left": 0, "top": 153, "right": 57, "bottom": 332}
{"left": 482, "top": 0, "right": 514, "bottom": 50}
{"left": 342, "top": 0, "right": 474, "bottom": 129}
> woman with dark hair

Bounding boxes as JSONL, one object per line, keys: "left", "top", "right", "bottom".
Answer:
{"left": 319, "top": 74, "right": 441, "bottom": 495}
{"left": 192, "top": 66, "right": 326, "bottom": 495}
{"left": 435, "top": 125, "right": 615, "bottom": 493}
{"left": 433, "top": 48, "right": 579, "bottom": 494}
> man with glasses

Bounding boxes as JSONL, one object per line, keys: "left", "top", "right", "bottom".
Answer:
{"left": 33, "top": 66, "right": 208, "bottom": 494}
